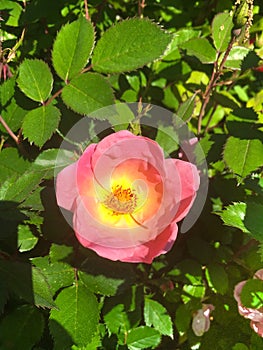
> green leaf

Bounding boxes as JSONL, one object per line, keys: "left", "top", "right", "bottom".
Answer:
{"left": 225, "top": 46, "right": 250, "bottom": 69}
{"left": 183, "top": 284, "right": 206, "bottom": 298}
{"left": 126, "top": 326, "right": 161, "bottom": 350}
{"left": 52, "top": 16, "right": 95, "bottom": 81}
{"left": 0, "top": 76, "right": 15, "bottom": 106}
{"left": 206, "top": 263, "right": 229, "bottom": 294}
{"left": 18, "top": 224, "right": 38, "bottom": 252}
{"left": 79, "top": 257, "right": 135, "bottom": 296}
{"left": 0, "top": 0, "right": 22, "bottom": 26}
{"left": 32, "top": 256, "right": 74, "bottom": 296}
{"left": 49, "top": 284, "right": 99, "bottom": 347}
{"left": 212, "top": 12, "right": 233, "bottom": 52}
{"left": 0, "top": 261, "right": 56, "bottom": 309}
{"left": 17, "top": 59, "right": 53, "bottom": 102}
{"left": 175, "top": 304, "right": 192, "bottom": 333}
{"left": 219, "top": 202, "right": 249, "bottom": 233}
{"left": 32, "top": 148, "right": 75, "bottom": 179}
{"left": 214, "top": 91, "right": 241, "bottom": 109}
{"left": 108, "top": 103, "right": 135, "bottom": 130}
{"left": 104, "top": 303, "right": 130, "bottom": 337}
{"left": 0, "top": 98, "right": 27, "bottom": 133}
{"left": 166, "top": 28, "right": 200, "bottom": 51}
{"left": 0, "top": 148, "right": 30, "bottom": 183}
{"left": 176, "top": 94, "right": 196, "bottom": 122}
{"left": 232, "top": 344, "right": 249, "bottom": 350}
{"left": 22, "top": 105, "right": 61, "bottom": 147}
{"left": 243, "top": 202, "right": 263, "bottom": 241}
{"left": 240, "top": 279, "right": 263, "bottom": 309}
{"left": 155, "top": 125, "right": 179, "bottom": 156}
{"left": 32, "top": 266, "right": 57, "bottom": 308}
{"left": 223, "top": 136, "right": 263, "bottom": 181}
{"left": 180, "top": 38, "right": 217, "bottom": 63}
{"left": 72, "top": 332, "right": 101, "bottom": 350}
{"left": 0, "top": 76, "right": 16, "bottom": 107}
{"left": 61, "top": 73, "right": 114, "bottom": 116}
{"left": 144, "top": 298, "right": 173, "bottom": 338}
{"left": 258, "top": 243, "right": 263, "bottom": 262}
{"left": 92, "top": 18, "right": 172, "bottom": 73}
{"left": 0, "top": 171, "right": 44, "bottom": 202}
{"left": 49, "top": 243, "right": 73, "bottom": 263}
{"left": 0, "top": 305, "right": 44, "bottom": 350}
{"left": 20, "top": 187, "right": 44, "bottom": 211}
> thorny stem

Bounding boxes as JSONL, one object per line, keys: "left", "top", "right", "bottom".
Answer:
{"left": 0, "top": 115, "right": 19, "bottom": 144}
{"left": 197, "top": 34, "right": 237, "bottom": 136}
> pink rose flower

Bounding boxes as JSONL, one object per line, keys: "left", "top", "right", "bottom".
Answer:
{"left": 56, "top": 130, "right": 199, "bottom": 263}
{"left": 234, "top": 269, "right": 263, "bottom": 337}
{"left": 192, "top": 304, "right": 215, "bottom": 337}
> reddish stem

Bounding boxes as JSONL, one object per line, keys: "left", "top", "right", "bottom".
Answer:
{"left": 0, "top": 115, "right": 19, "bottom": 144}
{"left": 197, "top": 35, "right": 237, "bottom": 136}
{"left": 84, "top": 0, "right": 90, "bottom": 21}
{"left": 45, "top": 87, "right": 63, "bottom": 106}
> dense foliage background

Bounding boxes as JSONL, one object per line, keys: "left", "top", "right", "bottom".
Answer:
{"left": 0, "top": 0, "right": 263, "bottom": 349}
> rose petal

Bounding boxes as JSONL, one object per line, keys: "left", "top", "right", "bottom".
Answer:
{"left": 164, "top": 159, "right": 200, "bottom": 223}
{"left": 254, "top": 269, "right": 263, "bottom": 280}
{"left": 75, "top": 220, "right": 178, "bottom": 263}
{"left": 56, "top": 162, "right": 78, "bottom": 211}
{"left": 91, "top": 131, "right": 166, "bottom": 191}
{"left": 234, "top": 281, "right": 246, "bottom": 302}
{"left": 56, "top": 143, "right": 96, "bottom": 211}
{"left": 234, "top": 280, "right": 263, "bottom": 322}
{"left": 250, "top": 321, "right": 263, "bottom": 337}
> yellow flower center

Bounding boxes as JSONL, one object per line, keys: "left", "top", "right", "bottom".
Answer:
{"left": 103, "top": 184, "right": 137, "bottom": 215}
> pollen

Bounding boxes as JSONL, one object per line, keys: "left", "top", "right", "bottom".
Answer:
{"left": 103, "top": 184, "right": 137, "bottom": 215}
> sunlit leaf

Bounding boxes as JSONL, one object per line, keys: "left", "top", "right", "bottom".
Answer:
{"left": 212, "top": 12, "right": 233, "bottom": 52}
{"left": 18, "top": 224, "right": 38, "bottom": 252}
{"left": 92, "top": 18, "right": 172, "bottom": 73}
{"left": 218, "top": 202, "right": 249, "bottom": 233}
{"left": 52, "top": 17, "right": 95, "bottom": 81}
{"left": 225, "top": 46, "right": 250, "bottom": 69}
{"left": 180, "top": 38, "right": 217, "bottom": 63}
{"left": 144, "top": 298, "right": 173, "bottom": 338}
{"left": 49, "top": 284, "right": 99, "bottom": 347}
{"left": 17, "top": 59, "right": 53, "bottom": 102}
{"left": 224, "top": 136, "right": 263, "bottom": 181}
{"left": 61, "top": 73, "right": 114, "bottom": 117}
{"left": 126, "top": 326, "right": 161, "bottom": 350}
{"left": 22, "top": 105, "right": 61, "bottom": 147}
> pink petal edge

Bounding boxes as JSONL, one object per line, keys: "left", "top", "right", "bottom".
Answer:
{"left": 75, "top": 221, "right": 178, "bottom": 263}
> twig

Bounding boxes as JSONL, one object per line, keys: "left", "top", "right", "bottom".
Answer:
{"left": 81, "top": 64, "right": 92, "bottom": 74}
{"left": 197, "top": 34, "right": 237, "bottom": 136}
{"left": 138, "top": 0, "right": 146, "bottom": 18}
{"left": 45, "top": 87, "right": 63, "bottom": 106}
{"left": 84, "top": 0, "right": 90, "bottom": 21}
{"left": 0, "top": 115, "right": 19, "bottom": 144}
